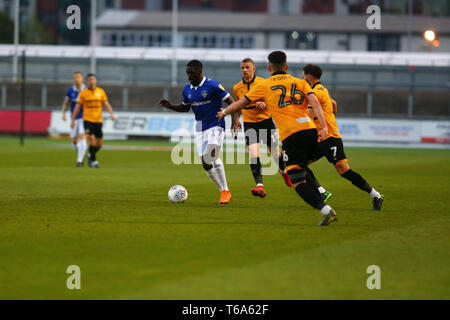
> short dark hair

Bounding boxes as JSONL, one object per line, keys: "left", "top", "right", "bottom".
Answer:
{"left": 268, "top": 51, "right": 286, "bottom": 65}
{"left": 186, "top": 60, "right": 203, "bottom": 71}
{"left": 303, "top": 64, "right": 322, "bottom": 79}
{"left": 241, "top": 58, "right": 255, "bottom": 65}
{"left": 86, "top": 73, "right": 96, "bottom": 78}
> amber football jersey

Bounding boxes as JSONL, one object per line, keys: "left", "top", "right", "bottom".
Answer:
{"left": 233, "top": 76, "right": 271, "bottom": 123}
{"left": 309, "top": 82, "right": 341, "bottom": 141}
{"left": 244, "top": 72, "right": 316, "bottom": 142}
{"left": 77, "top": 87, "right": 108, "bottom": 123}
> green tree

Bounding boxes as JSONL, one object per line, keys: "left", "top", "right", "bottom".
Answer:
{"left": 0, "top": 11, "right": 14, "bottom": 43}
{"left": 20, "top": 16, "right": 53, "bottom": 44}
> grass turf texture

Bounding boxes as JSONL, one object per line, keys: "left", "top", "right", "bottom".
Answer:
{"left": 0, "top": 136, "right": 449, "bottom": 299}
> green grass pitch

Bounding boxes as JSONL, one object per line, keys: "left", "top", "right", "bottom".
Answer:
{"left": 0, "top": 136, "right": 449, "bottom": 299}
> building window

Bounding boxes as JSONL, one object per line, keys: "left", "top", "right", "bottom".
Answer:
{"left": 105, "top": 0, "right": 115, "bottom": 9}
{"left": 286, "top": 31, "right": 317, "bottom": 50}
{"left": 368, "top": 33, "right": 400, "bottom": 52}
{"left": 200, "top": 0, "right": 213, "bottom": 8}
{"left": 102, "top": 33, "right": 111, "bottom": 46}
{"left": 280, "top": 0, "right": 289, "bottom": 14}
{"left": 101, "top": 31, "right": 254, "bottom": 49}
{"left": 182, "top": 33, "right": 254, "bottom": 49}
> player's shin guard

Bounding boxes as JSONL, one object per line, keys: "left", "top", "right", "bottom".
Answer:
{"left": 205, "top": 167, "right": 222, "bottom": 191}
{"left": 250, "top": 157, "right": 263, "bottom": 185}
{"left": 304, "top": 167, "right": 323, "bottom": 197}
{"left": 213, "top": 158, "right": 229, "bottom": 191}
{"left": 341, "top": 169, "right": 372, "bottom": 193}
{"left": 89, "top": 146, "right": 99, "bottom": 161}
{"left": 289, "top": 169, "right": 325, "bottom": 210}
{"left": 77, "top": 139, "right": 87, "bottom": 163}
{"left": 295, "top": 183, "right": 326, "bottom": 210}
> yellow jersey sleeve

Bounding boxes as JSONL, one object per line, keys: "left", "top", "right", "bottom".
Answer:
{"left": 77, "top": 90, "right": 85, "bottom": 105}
{"left": 101, "top": 89, "right": 108, "bottom": 103}
{"left": 232, "top": 84, "right": 240, "bottom": 100}
{"left": 244, "top": 82, "right": 267, "bottom": 103}
{"left": 310, "top": 83, "right": 341, "bottom": 141}
{"left": 299, "top": 79, "right": 314, "bottom": 96}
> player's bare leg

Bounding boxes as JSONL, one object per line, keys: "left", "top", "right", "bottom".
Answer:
{"left": 203, "top": 145, "right": 231, "bottom": 204}
{"left": 336, "top": 162, "right": 384, "bottom": 210}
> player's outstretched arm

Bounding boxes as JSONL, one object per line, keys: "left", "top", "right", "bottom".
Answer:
{"left": 71, "top": 103, "right": 81, "bottom": 128}
{"left": 224, "top": 96, "right": 242, "bottom": 132}
{"left": 307, "top": 107, "right": 315, "bottom": 119}
{"left": 308, "top": 94, "right": 328, "bottom": 140}
{"left": 159, "top": 99, "right": 190, "bottom": 112}
{"left": 104, "top": 101, "right": 116, "bottom": 121}
{"left": 216, "top": 97, "right": 249, "bottom": 121}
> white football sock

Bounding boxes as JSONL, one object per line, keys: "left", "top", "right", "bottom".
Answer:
{"left": 205, "top": 168, "right": 222, "bottom": 191}
{"left": 77, "top": 139, "right": 87, "bottom": 163}
{"left": 320, "top": 205, "right": 333, "bottom": 215}
{"left": 318, "top": 186, "right": 326, "bottom": 194}
{"left": 73, "top": 143, "right": 78, "bottom": 151}
{"left": 213, "top": 158, "right": 229, "bottom": 191}
{"left": 370, "top": 188, "right": 381, "bottom": 199}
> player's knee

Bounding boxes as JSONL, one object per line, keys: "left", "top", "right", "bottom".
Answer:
{"left": 202, "top": 160, "right": 213, "bottom": 171}
{"left": 292, "top": 180, "right": 306, "bottom": 190}
{"left": 203, "top": 152, "right": 217, "bottom": 166}
{"left": 335, "top": 162, "right": 350, "bottom": 175}
{"left": 248, "top": 144, "right": 259, "bottom": 159}
{"left": 201, "top": 156, "right": 214, "bottom": 171}
{"left": 288, "top": 169, "right": 306, "bottom": 185}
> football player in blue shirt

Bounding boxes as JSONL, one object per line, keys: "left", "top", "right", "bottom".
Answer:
{"left": 159, "top": 60, "right": 240, "bottom": 204}
{"left": 62, "top": 71, "right": 87, "bottom": 167}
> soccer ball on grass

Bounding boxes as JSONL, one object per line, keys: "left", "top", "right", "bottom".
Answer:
{"left": 168, "top": 185, "right": 188, "bottom": 203}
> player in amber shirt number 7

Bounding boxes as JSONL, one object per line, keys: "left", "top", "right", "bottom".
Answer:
{"left": 302, "top": 64, "right": 384, "bottom": 211}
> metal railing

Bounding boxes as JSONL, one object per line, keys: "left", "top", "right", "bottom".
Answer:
{"left": 0, "top": 51, "right": 449, "bottom": 119}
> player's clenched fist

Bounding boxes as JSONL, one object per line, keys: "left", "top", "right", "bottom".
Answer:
{"left": 318, "top": 128, "right": 328, "bottom": 141}
{"left": 70, "top": 120, "right": 75, "bottom": 129}
{"left": 159, "top": 99, "right": 171, "bottom": 109}
{"left": 255, "top": 101, "right": 267, "bottom": 112}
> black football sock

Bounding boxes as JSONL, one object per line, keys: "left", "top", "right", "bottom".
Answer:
{"left": 250, "top": 157, "right": 263, "bottom": 185}
{"left": 295, "top": 183, "right": 325, "bottom": 210}
{"left": 304, "top": 167, "right": 322, "bottom": 192}
{"left": 94, "top": 146, "right": 101, "bottom": 159}
{"left": 89, "top": 146, "right": 98, "bottom": 162}
{"left": 341, "top": 169, "right": 372, "bottom": 193}
{"left": 278, "top": 155, "right": 285, "bottom": 172}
